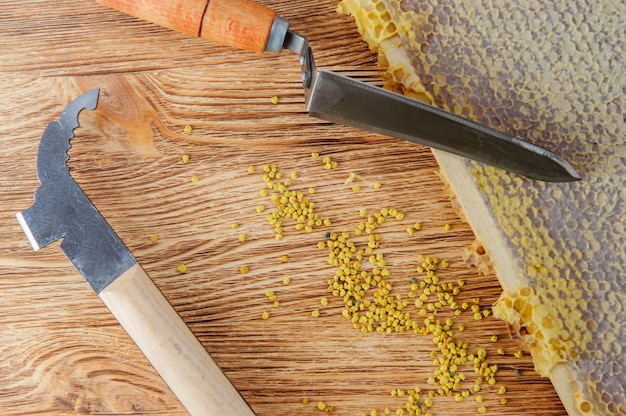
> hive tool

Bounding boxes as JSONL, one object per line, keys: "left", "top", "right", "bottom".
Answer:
{"left": 16, "top": 89, "right": 255, "bottom": 416}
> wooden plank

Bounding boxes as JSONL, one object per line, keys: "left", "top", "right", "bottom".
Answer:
{"left": 0, "top": 1, "right": 565, "bottom": 415}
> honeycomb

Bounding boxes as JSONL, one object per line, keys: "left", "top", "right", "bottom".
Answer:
{"left": 337, "top": 0, "right": 625, "bottom": 415}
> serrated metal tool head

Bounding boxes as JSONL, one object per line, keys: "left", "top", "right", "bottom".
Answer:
{"left": 16, "top": 88, "right": 137, "bottom": 293}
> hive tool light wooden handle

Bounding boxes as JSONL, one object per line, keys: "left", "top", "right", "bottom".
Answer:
{"left": 98, "top": 263, "right": 255, "bottom": 415}
{"left": 94, "top": 0, "right": 289, "bottom": 53}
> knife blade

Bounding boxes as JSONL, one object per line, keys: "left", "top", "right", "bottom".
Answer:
{"left": 93, "top": 0, "right": 581, "bottom": 182}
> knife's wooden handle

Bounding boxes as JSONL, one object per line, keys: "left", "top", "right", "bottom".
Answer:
{"left": 95, "top": 0, "right": 277, "bottom": 53}
{"left": 98, "top": 263, "right": 255, "bottom": 416}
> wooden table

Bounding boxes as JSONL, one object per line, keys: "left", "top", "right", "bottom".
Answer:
{"left": 0, "top": 1, "right": 566, "bottom": 415}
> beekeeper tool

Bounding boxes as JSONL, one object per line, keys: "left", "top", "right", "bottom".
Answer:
{"left": 16, "top": 88, "right": 255, "bottom": 416}
{"left": 93, "top": 0, "right": 581, "bottom": 182}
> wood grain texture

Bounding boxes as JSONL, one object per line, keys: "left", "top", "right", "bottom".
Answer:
{"left": 0, "top": 1, "right": 565, "bottom": 415}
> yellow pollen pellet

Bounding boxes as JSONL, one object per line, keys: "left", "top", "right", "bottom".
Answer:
{"left": 302, "top": 397, "right": 310, "bottom": 405}
{"left": 261, "top": 311, "right": 270, "bottom": 320}
{"left": 478, "top": 406, "right": 486, "bottom": 414}
{"left": 280, "top": 255, "right": 289, "bottom": 263}
{"left": 177, "top": 264, "right": 187, "bottom": 273}
{"left": 183, "top": 124, "right": 192, "bottom": 133}
{"left": 414, "top": 222, "right": 422, "bottom": 230}
{"left": 321, "top": 297, "right": 329, "bottom": 306}
{"left": 311, "top": 152, "right": 320, "bottom": 158}
{"left": 238, "top": 233, "right": 246, "bottom": 242}
{"left": 497, "top": 348, "right": 505, "bottom": 355}
{"left": 273, "top": 301, "right": 280, "bottom": 308}
{"left": 514, "top": 351, "right": 524, "bottom": 358}
{"left": 312, "top": 309, "right": 320, "bottom": 318}
{"left": 230, "top": 223, "right": 239, "bottom": 229}
{"left": 352, "top": 185, "right": 361, "bottom": 192}
{"left": 444, "top": 223, "right": 452, "bottom": 231}
{"left": 406, "top": 227, "right": 415, "bottom": 235}
{"left": 283, "top": 277, "right": 291, "bottom": 285}
{"left": 270, "top": 95, "right": 279, "bottom": 104}
{"left": 373, "top": 182, "right": 382, "bottom": 189}
{"left": 308, "top": 187, "right": 316, "bottom": 194}
{"left": 240, "top": 265, "right": 249, "bottom": 274}
{"left": 317, "top": 401, "right": 326, "bottom": 411}
{"left": 498, "top": 386, "right": 507, "bottom": 394}
{"left": 150, "top": 234, "right": 159, "bottom": 243}
{"left": 476, "top": 395, "right": 483, "bottom": 403}
{"left": 256, "top": 205, "right": 266, "bottom": 213}
{"left": 247, "top": 165, "right": 255, "bottom": 173}
{"left": 181, "top": 154, "right": 190, "bottom": 164}
{"left": 500, "top": 398, "right": 508, "bottom": 405}
{"left": 191, "top": 175, "right": 200, "bottom": 182}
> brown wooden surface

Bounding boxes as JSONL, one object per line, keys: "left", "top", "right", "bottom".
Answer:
{"left": 0, "top": 1, "right": 566, "bottom": 415}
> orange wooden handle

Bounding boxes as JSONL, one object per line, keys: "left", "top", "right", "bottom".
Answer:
{"left": 201, "top": 0, "right": 276, "bottom": 53}
{"left": 95, "top": 0, "right": 278, "bottom": 52}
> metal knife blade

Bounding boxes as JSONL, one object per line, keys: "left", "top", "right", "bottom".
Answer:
{"left": 283, "top": 31, "right": 580, "bottom": 183}
{"left": 304, "top": 70, "right": 581, "bottom": 182}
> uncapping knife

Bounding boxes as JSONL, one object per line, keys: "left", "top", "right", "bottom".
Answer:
{"left": 94, "top": 0, "right": 581, "bottom": 182}
{"left": 16, "top": 89, "right": 254, "bottom": 416}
